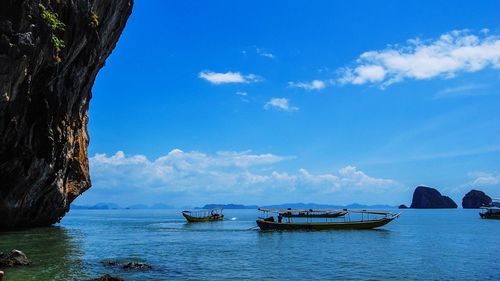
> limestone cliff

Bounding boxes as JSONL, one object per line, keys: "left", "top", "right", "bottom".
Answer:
{"left": 410, "top": 186, "right": 457, "bottom": 209}
{"left": 0, "top": 0, "right": 133, "bottom": 229}
{"left": 462, "top": 190, "right": 491, "bottom": 208}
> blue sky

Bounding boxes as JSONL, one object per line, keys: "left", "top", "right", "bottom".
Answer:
{"left": 75, "top": 0, "right": 500, "bottom": 207}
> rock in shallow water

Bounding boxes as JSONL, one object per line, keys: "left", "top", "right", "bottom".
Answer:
{"left": 102, "top": 260, "right": 153, "bottom": 270}
{"left": 462, "top": 190, "right": 492, "bottom": 208}
{"left": 0, "top": 249, "right": 31, "bottom": 267}
{"left": 92, "top": 274, "right": 124, "bottom": 281}
{"left": 0, "top": 0, "right": 133, "bottom": 230}
{"left": 410, "top": 186, "right": 457, "bottom": 208}
{"left": 102, "top": 260, "right": 120, "bottom": 267}
{"left": 123, "top": 262, "right": 153, "bottom": 270}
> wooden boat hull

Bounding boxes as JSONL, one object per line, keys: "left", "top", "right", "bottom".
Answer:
{"left": 479, "top": 212, "right": 500, "bottom": 220}
{"left": 182, "top": 213, "right": 224, "bottom": 222}
{"left": 256, "top": 217, "right": 397, "bottom": 230}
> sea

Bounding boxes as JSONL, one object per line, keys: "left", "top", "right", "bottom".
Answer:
{"left": 0, "top": 208, "right": 499, "bottom": 281}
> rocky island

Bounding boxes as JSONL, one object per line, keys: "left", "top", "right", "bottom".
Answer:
{"left": 462, "top": 190, "right": 492, "bottom": 208}
{"left": 410, "top": 186, "right": 457, "bottom": 208}
{"left": 0, "top": 0, "right": 133, "bottom": 229}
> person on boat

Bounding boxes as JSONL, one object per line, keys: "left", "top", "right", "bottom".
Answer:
{"left": 278, "top": 214, "right": 283, "bottom": 223}
{"left": 210, "top": 210, "right": 220, "bottom": 217}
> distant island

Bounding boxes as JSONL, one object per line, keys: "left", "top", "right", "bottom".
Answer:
{"left": 72, "top": 202, "right": 399, "bottom": 211}
{"left": 401, "top": 186, "right": 493, "bottom": 209}
{"left": 261, "top": 203, "right": 396, "bottom": 210}
{"left": 71, "top": 203, "right": 175, "bottom": 210}
{"left": 196, "top": 204, "right": 259, "bottom": 210}
{"left": 196, "top": 203, "right": 396, "bottom": 210}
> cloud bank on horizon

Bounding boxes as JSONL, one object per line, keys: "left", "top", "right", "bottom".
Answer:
{"left": 85, "top": 149, "right": 500, "bottom": 206}
{"left": 87, "top": 149, "right": 403, "bottom": 204}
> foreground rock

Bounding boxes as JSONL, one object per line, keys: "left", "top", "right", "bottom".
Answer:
{"left": 0, "top": 0, "right": 133, "bottom": 229}
{"left": 0, "top": 249, "right": 30, "bottom": 267}
{"left": 410, "top": 186, "right": 457, "bottom": 208}
{"left": 462, "top": 190, "right": 492, "bottom": 208}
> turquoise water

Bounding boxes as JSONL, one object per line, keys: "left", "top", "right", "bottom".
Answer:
{"left": 0, "top": 209, "right": 499, "bottom": 280}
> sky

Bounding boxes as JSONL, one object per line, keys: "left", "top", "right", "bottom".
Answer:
{"left": 75, "top": 0, "right": 500, "bottom": 207}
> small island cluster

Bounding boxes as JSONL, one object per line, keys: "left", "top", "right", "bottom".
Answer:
{"left": 399, "top": 186, "right": 493, "bottom": 209}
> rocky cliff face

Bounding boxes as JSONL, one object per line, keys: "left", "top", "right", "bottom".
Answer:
{"left": 410, "top": 186, "right": 457, "bottom": 208}
{"left": 462, "top": 190, "right": 491, "bottom": 208}
{"left": 0, "top": 0, "right": 133, "bottom": 229}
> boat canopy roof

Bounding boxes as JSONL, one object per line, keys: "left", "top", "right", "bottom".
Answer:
{"left": 257, "top": 208, "right": 391, "bottom": 215}
{"left": 182, "top": 208, "right": 223, "bottom": 214}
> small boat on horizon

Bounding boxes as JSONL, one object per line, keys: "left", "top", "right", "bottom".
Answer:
{"left": 256, "top": 208, "right": 400, "bottom": 230}
{"left": 182, "top": 208, "right": 224, "bottom": 222}
{"left": 479, "top": 199, "right": 500, "bottom": 220}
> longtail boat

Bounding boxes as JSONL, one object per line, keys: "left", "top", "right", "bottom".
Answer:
{"left": 256, "top": 208, "right": 400, "bottom": 230}
{"left": 479, "top": 199, "right": 500, "bottom": 219}
{"left": 182, "top": 208, "right": 224, "bottom": 222}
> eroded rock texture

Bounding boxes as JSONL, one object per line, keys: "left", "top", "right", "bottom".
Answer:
{"left": 0, "top": 0, "right": 133, "bottom": 229}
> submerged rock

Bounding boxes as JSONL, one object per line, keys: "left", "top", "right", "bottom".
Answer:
{"left": 410, "top": 186, "right": 457, "bottom": 208}
{"left": 92, "top": 274, "right": 124, "bottom": 281}
{"left": 123, "top": 262, "right": 152, "bottom": 270}
{"left": 398, "top": 204, "right": 408, "bottom": 209}
{"left": 462, "top": 190, "right": 492, "bottom": 208}
{"left": 0, "top": 249, "right": 31, "bottom": 267}
{"left": 102, "top": 260, "right": 152, "bottom": 271}
{"left": 0, "top": 0, "right": 133, "bottom": 229}
{"left": 102, "top": 260, "right": 120, "bottom": 267}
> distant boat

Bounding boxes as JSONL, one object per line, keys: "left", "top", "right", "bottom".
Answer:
{"left": 479, "top": 199, "right": 500, "bottom": 220}
{"left": 256, "top": 208, "right": 400, "bottom": 230}
{"left": 182, "top": 208, "right": 224, "bottom": 222}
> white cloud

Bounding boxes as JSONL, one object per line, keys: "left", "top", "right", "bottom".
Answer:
{"left": 339, "top": 29, "right": 500, "bottom": 87}
{"left": 90, "top": 150, "right": 289, "bottom": 192}
{"left": 433, "top": 84, "right": 489, "bottom": 99}
{"left": 235, "top": 91, "right": 250, "bottom": 102}
{"left": 90, "top": 150, "right": 399, "bottom": 197}
{"left": 199, "top": 71, "right": 262, "bottom": 84}
{"left": 296, "top": 166, "right": 398, "bottom": 193}
{"left": 468, "top": 171, "right": 500, "bottom": 186}
{"left": 256, "top": 48, "right": 275, "bottom": 59}
{"left": 260, "top": 53, "right": 275, "bottom": 59}
{"left": 264, "top": 98, "right": 299, "bottom": 111}
{"left": 288, "top": 80, "right": 326, "bottom": 90}
{"left": 338, "top": 166, "right": 397, "bottom": 187}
